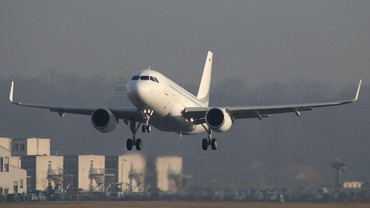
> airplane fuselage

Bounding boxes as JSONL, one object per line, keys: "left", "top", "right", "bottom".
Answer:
{"left": 126, "top": 69, "right": 206, "bottom": 135}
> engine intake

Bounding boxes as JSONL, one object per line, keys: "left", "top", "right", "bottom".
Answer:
{"left": 205, "top": 108, "right": 233, "bottom": 132}
{"left": 91, "top": 108, "right": 117, "bottom": 133}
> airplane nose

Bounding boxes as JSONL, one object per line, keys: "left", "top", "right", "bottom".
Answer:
{"left": 135, "top": 82, "right": 150, "bottom": 97}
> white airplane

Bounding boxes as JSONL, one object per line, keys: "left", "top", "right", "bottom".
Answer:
{"left": 9, "top": 51, "right": 362, "bottom": 151}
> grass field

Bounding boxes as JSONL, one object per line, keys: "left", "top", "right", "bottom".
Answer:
{"left": 1, "top": 201, "right": 370, "bottom": 208}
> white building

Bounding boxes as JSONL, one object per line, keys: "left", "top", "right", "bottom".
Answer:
{"left": 0, "top": 137, "right": 12, "bottom": 152}
{"left": 0, "top": 145, "right": 27, "bottom": 195}
{"left": 64, "top": 155, "right": 105, "bottom": 192}
{"left": 156, "top": 156, "right": 182, "bottom": 192}
{"left": 0, "top": 137, "right": 21, "bottom": 167}
{"left": 105, "top": 153, "right": 146, "bottom": 193}
{"left": 343, "top": 181, "right": 363, "bottom": 189}
{"left": 11, "top": 137, "right": 50, "bottom": 156}
{"left": 21, "top": 155, "right": 64, "bottom": 192}
{"left": 118, "top": 153, "right": 146, "bottom": 192}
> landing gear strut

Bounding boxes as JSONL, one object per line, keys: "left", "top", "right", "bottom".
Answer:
{"left": 142, "top": 108, "right": 153, "bottom": 133}
{"left": 126, "top": 109, "right": 154, "bottom": 151}
{"left": 201, "top": 124, "right": 218, "bottom": 150}
{"left": 142, "top": 125, "right": 151, "bottom": 133}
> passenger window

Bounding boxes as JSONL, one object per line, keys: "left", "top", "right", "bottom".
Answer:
{"left": 132, "top": 76, "right": 139, "bottom": 80}
{"left": 140, "top": 76, "right": 150, "bottom": 80}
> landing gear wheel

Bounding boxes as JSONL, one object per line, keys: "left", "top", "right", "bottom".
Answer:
{"left": 135, "top": 139, "right": 142, "bottom": 151}
{"left": 142, "top": 125, "right": 146, "bottom": 133}
{"left": 211, "top": 138, "right": 218, "bottom": 150}
{"left": 126, "top": 139, "right": 134, "bottom": 151}
{"left": 202, "top": 138, "right": 209, "bottom": 150}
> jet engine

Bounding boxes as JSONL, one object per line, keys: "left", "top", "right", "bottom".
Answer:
{"left": 91, "top": 108, "right": 117, "bottom": 133}
{"left": 205, "top": 108, "right": 233, "bottom": 132}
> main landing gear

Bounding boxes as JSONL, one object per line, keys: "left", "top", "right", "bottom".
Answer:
{"left": 201, "top": 125, "right": 218, "bottom": 151}
{"left": 202, "top": 138, "right": 218, "bottom": 150}
{"left": 126, "top": 119, "right": 143, "bottom": 151}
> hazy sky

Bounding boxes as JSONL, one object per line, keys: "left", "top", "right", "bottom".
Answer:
{"left": 1, "top": 0, "right": 369, "bottom": 87}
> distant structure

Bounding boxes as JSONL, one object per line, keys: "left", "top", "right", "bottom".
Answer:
{"left": 21, "top": 155, "right": 63, "bottom": 192}
{"left": 118, "top": 154, "right": 146, "bottom": 192}
{"left": 0, "top": 137, "right": 27, "bottom": 194}
{"left": 0, "top": 137, "right": 63, "bottom": 193}
{"left": 156, "top": 156, "right": 183, "bottom": 192}
{"left": 105, "top": 153, "right": 146, "bottom": 193}
{"left": 1, "top": 136, "right": 187, "bottom": 198}
{"left": 10, "top": 137, "right": 50, "bottom": 156}
{"left": 332, "top": 157, "right": 347, "bottom": 188}
{"left": 343, "top": 181, "right": 363, "bottom": 189}
{"left": 64, "top": 155, "right": 105, "bottom": 192}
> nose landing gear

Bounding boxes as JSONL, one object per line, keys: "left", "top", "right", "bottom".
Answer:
{"left": 125, "top": 109, "right": 154, "bottom": 151}
{"left": 142, "top": 108, "right": 153, "bottom": 133}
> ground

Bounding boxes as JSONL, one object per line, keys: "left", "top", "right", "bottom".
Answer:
{"left": 1, "top": 201, "right": 370, "bottom": 208}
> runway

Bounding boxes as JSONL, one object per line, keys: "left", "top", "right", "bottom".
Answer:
{"left": 2, "top": 201, "right": 370, "bottom": 208}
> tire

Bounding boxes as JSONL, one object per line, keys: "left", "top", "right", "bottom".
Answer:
{"left": 135, "top": 138, "right": 142, "bottom": 151}
{"left": 142, "top": 125, "right": 146, "bottom": 133}
{"left": 211, "top": 138, "right": 218, "bottom": 150}
{"left": 147, "top": 125, "right": 151, "bottom": 133}
{"left": 126, "top": 139, "right": 133, "bottom": 151}
{"left": 202, "top": 138, "right": 208, "bottom": 150}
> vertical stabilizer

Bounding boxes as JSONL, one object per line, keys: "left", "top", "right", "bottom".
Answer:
{"left": 197, "top": 51, "right": 213, "bottom": 106}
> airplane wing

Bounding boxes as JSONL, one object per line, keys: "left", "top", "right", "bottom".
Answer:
{"left": 8, "top": 81, "right": 142, "bottom": 121}
{"left": 184, "top": 80, "right": 362, "bottom": 122}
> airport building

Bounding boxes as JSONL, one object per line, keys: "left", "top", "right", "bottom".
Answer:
{"left": 64, "top": 155, "right": 105, "bottom": 192}
{"left": 156, "top": 156, "right": 183, "bottom": 192}
{"left": 10, "top": 137, "right": 50, "bottom": 156}
{"left": 0, "top": 138, "right": 27, "bottom": 195}
{"left": 21, "top": 155, "right": 63, "bottom": 192}
{"left": 1, "top": 137, "right": 62, "bottom": 193}
{"left": 105, "top": 154, "right": 146, "bottom": 192}
{"left": 1, "top": 137, "right": 185, "bottom": 198}
{"left": 343, "top": 181, "right": 364, "bottom": 189}
{"left": 118, "top": 153, "right": 146, "bottom": 192}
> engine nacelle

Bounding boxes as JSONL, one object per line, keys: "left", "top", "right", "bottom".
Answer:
{"left": 91, "top": 108, "right": 117, "bottom": 133}
{"left": 205, "top": 108, "right": 233, "bottom": 132}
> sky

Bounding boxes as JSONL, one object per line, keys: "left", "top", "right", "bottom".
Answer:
{"left": 1, "top": 0, "right": 369, "bottom": 87}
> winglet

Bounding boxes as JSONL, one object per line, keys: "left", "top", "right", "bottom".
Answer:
{"left": 9, "top": 81, "right": 15, "bottom": 103}
{"left": 342, "top": 80, "right": 362, "bottom": 104}
{"left": 352, "top": 79, "right": 362, "bottom": 102}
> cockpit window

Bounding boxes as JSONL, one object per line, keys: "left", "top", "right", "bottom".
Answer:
{"left": 133, "top": 75, "right": 159, "bottom": 83}
{"left": 140, "top": 76, "right": 150, "bottom": 80}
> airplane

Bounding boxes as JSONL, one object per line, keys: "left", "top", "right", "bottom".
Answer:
{"left": 8, "top": 51, "right": 362, "bottom": 151}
